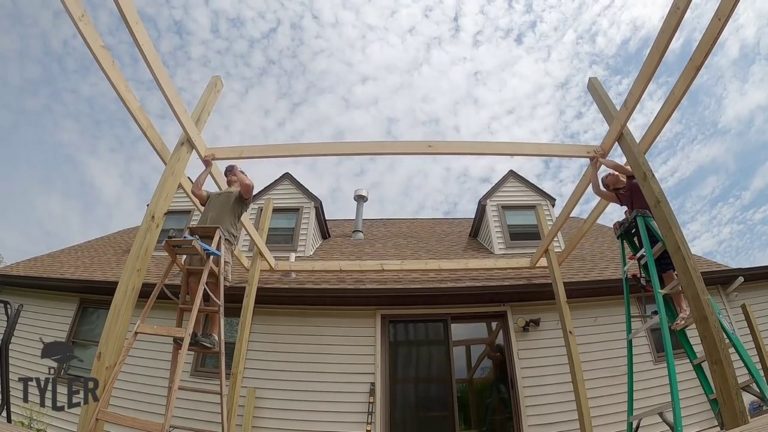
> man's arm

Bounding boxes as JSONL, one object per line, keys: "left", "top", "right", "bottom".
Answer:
{"left": 589, "top": 157, "right": 620, "bottom": 204}
{"left": 233, "top": 168, "right": 254, "bottom": 200}
{"left": 599, "top": 157, "right": 633, "bottom": 177}
{"left": 192, "top": 154, "right": 213, "bottom": 206}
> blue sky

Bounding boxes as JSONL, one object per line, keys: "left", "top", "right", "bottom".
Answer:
{"left": 1, "top": 0, "right": 766, "bottom": 268}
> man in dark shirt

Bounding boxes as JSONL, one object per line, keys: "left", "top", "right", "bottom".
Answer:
{"left": 589, "top": 154, "right": 692, "bottom": 330}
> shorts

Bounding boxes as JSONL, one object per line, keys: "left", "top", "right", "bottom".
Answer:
{"left": 633, "top": 225, "right": 675, "bottom": 276}
{"left": 184, "top": 236, "right": 233, "bottom": 285}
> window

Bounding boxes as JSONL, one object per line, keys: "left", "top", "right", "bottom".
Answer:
{"left": 498, "top": 206, "right": 541, "bottom": 247}
{"left": 384, "top": 314, "right": 521, "bottom": 432}
{"left": 64, "top": 302, "right": 109, "bottom": 378}
{"left": 192, "top": 312, "right": 240, "bottom": 377}
{"left": 637, "top": 296, "right": 685, "bottom": 362}
{"left": 251, "top": 208, "right": 301, "bottom": 251}
{"left": 157, "top": 210, "right": 192, "bottom": 246}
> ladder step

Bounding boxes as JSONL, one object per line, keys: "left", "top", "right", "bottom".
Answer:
{"left": 97, "top": 409, "right": 162, "bottom": 432}
{"left": 630, "top": 401, "right": 672, "bottom": 422}
{"left": 661, "top": 279, "right": 681, "bottom": 295}
{"left": 639, "top": 243, "right": 666, "bottom": 265}
{"left": 170, "top": 424, "right": 217, "bottom": 432}
{"left": 163, "top": 239, "right": 205, "bottom": 257}
{"left": 136, "top": 324, "right": 186, "bottom": 338}
{"left": 178, "top": 304, "right": 220, "bottom": 314}
{"left": 708, "top": 379, "right": 755, "bottom": 401}
{"left": 628, "top": 316, "right": 660, "bottom": 340}
{"left": 184, "top": 265, "right": 220, "bottom": 275}
{"left": 177, "top": 384, "right": 221, "bottom": 395}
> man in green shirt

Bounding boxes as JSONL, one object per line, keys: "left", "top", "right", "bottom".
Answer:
{"left": 181, "top": 153, "right": 254, "bottom": 350}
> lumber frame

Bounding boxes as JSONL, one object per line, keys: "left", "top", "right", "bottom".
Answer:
{"left": 242, "top": 388, "right": 257, "bottom": 432}
{"left": 616, "top": 116, "right": 748, "bottom": 428}
{"left": 258, "top": 256, "right": 546, "bottom": 271}
{"left": 534, "top": 205, "right": 592, "bottom": 432}
{"left": 558, "top": 0, "right": 742, "bottom": 265}
{"left": 210, "top": 141, "right": 600, "bottom": 160}
{"left": 741, "top": 303, "right": 768, "bottom": 386}
{"left": 529, "top": 0, "right": 691, "bottom": 267}
{"left": 113, "top": 0, "right": 276, "bottom": 270}
{"left": 226, "top": 199, "right": 272, "bottom": 430}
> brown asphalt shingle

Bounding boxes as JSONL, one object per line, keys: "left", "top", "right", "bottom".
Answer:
{"left": 0, "top": 217, "right": 728, "bottom": 290}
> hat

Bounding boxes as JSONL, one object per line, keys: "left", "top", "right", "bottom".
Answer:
{"left": 224, "top": 164, "right": 237, "bottom": 176}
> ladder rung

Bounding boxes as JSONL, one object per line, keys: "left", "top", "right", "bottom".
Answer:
{"left": 136, "top": 324, "right": 186, "bottom": 338}
{"left": 639, "top": 243, "right": 666, "bottom": 265}
{"left": 177, "top": 384, "right": 221, "bottom": 395}
{"left": 661, "top": 279, "right": 681, "bottom": 295}
{"left": 708, "top": 379, "right": 755, "bottom": 400}
{"left": 187, "top": 225, "right": 221, "bottom": 238}
{"left": 178, "top": 305, "right": 220, "bottom": 314}
{"left": 98, "top": 409, "right": 162, "bottom": 432}
{"left": 185, "top": 265, "right": 219, "bottom": 275}
{"left": 628, "top": 316, "right": 660, "bottom": 340}
{"left": 630, "top": 401, "right": 672, "bottom": 422}
{"left": 170, "top": 424, "right": 217, "bottom": 432}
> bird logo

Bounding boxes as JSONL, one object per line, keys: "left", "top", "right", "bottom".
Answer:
{"left": 39, "top": 338, "right": 82, "bottom": 375}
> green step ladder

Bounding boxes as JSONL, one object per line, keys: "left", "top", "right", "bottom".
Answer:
{"left": 615, "top": 210, "right": 768, "bottom": 432}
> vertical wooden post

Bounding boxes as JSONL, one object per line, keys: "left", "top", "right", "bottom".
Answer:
{"left": 242, "top": 387, "right": 257, "bottom": 432}
{"left": 535, "top": 205, "right": 593, "bottom": 432}
{"left": 226, "top": 199, "right": 273, "bottom": 430}
{"left": 615, "top": 128, "right": 749, "bottom": 428}
{"left": 72, "top": 83, "right": 223, "bottom": 432}
{"left": 741, "top": 303, "right": 768, "bottom": 382}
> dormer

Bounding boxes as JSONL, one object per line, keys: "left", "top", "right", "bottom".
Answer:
{"left": 240, "top": 172, "right": 331, "bottom": 257}
{"left": 469, "top": 170, "right": 564, "bottom": 254}
{"left": 159, "top": 172, "right": 330, "bottom": 258}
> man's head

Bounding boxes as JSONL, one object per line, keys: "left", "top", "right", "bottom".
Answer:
{"left": 224, "top": 164, "right": 247, "bottom": 187}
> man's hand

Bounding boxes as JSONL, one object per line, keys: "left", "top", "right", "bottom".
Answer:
{"left": 203, "top": 153, "right": 214, "bottom": 169}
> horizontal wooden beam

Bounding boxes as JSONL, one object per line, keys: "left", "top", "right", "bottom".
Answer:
{"left": 529, "top": 0, "right": 691, "bottom": 267}
{"left": 258, "top": 257, "right": 546, "bottom": 271}
{"left": 114, "top": 0, "right": 276, "bottom": 269}
{"left": 209, "top": 141, "right": 600, "bottom": 160}
{"left": 558, "top": 0, "right": 741, "bottom": 265}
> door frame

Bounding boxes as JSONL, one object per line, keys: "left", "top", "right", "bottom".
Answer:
{"left": 377, "top": 306, "right": 524, "bottom": 432}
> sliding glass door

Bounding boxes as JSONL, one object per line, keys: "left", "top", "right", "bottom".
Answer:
{"left": 385, "top": 314, "right": 519, "bottom": 432}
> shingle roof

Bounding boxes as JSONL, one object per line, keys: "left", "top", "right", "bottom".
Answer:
{"left": 0, "top": 217, "right": 728, "bottom": 290}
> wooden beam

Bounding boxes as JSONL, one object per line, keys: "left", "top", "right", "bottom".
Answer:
{"left": 529, "top": 0, "right": 691, "bottom": 266}
{"left": 113, "top": 0, "right": 276, "bottom": 270}
{"left": 741, "top": 303, "right": 768, "bottom": 385}
{"left": 59, "top": 2, "right": 221, "bottom": 431}
{"left": 242, "top": 387, "right": 257, "bottom": 432}
{"left": 558, "top": 0, "right": 740, "bottom": 265}
{"left": 257, "top": 256, "right": 547, "bottom": 271}
{"left": 210, "top": 141, "right": 600, "bottom": 160}
{"left": 227, "top": 199, "right": 272, "bottom": 430}
{"left": 616, "top": 119, "right": 748, "bottom": 429}
{"left": 56, "top": 0, "right": 256, "bottom": 271}
{"left": 535, "top": 205, "right": 592, "bottom": 432}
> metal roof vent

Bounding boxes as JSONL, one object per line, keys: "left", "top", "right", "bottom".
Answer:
{"left": 352, "top": 189, "right": 368, "bottom": 240}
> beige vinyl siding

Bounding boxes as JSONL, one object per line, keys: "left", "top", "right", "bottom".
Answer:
{"left": 0, "top": 287, "right": 374, "bottom": 432}
{"left": 244, "top": 309, "right": 376, "bottom": 431}
{"left": 241, "top": 179, "right": 313, "bottom": 257}
{"left": 477, "top": 210, "right": 495, "bottom": 252}
{"left": 486, "top": 177, "right": 564, "bottom": 253}
{"left": 306, "top": 206, "right": 324, "bottom": 256}
{"left": 510, "top": 296, "right": 732, "bottom": 432}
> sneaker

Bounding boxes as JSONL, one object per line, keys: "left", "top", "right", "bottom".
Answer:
{"left": 197, "top": 333, "right": 219, "bottom": 350}
{"left": 173, "top": 332, "right": 200, "bottom": 347}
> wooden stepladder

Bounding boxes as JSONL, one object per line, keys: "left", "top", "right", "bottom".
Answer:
{"left": 88, "top": 225, "right": 228, "bottom": 432}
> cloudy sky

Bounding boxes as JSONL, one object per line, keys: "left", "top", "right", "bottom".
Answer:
{"left": 1, "top": 0, "right": 766, "bottom": 268}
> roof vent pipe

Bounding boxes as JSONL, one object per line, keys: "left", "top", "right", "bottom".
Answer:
{"left": 352, "top": 189, "right": 368, "bottom": 240}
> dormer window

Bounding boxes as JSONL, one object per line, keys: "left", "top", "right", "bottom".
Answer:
{"left": 499, "top": 205, "right": 541, "bottom": 247}
{"left": 252, "top": 207, "right": 302, "bottom": 251}
{"left": 157, "top": 210, "right": 192, "bottom": 246}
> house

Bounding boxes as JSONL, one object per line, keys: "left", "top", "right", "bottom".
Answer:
{"left": 1, "top": 170, "right": 767, "bottom": 432}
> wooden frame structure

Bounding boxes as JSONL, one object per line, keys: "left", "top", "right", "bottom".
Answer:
{"left": 56, "top": 0, "right": 751, "bottom": 430}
